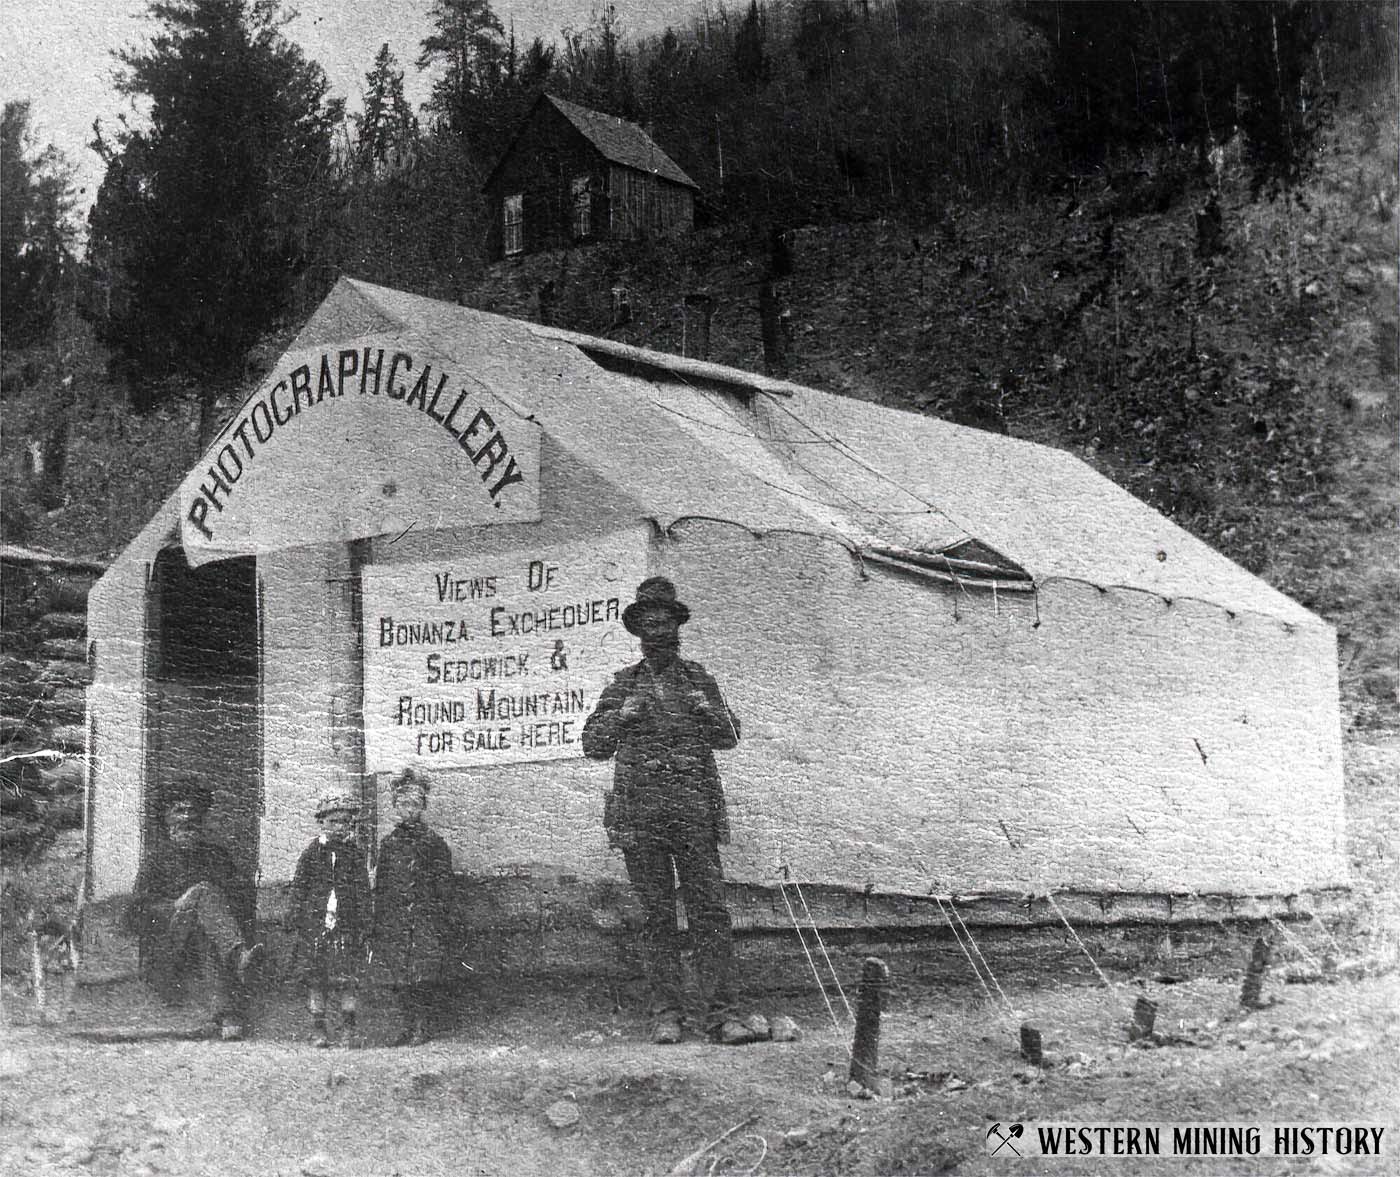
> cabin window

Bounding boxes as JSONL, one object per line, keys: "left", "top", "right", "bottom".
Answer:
{"left": 503, "top": 193, "right": 524, "bottom": 255}
{"left": 571, "top": 175, "right": 591, "bottom": 239}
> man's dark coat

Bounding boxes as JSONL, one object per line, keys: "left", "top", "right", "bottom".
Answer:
{"left": 127, "top": 835, "right": 254, "bottom": 984}
{"left": 581, "top": 657, "right": 739, "bottom": 846}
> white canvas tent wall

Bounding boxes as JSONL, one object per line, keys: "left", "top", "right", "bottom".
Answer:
{"left": 86, "top": 277, "right": 1346, "bottom": 934}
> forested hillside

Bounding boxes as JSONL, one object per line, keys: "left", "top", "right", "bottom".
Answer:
{"left": 2, "top": 0, "right": 1396, "bottom": 727}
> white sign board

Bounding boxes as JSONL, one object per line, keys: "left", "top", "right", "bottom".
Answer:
{"left": 362, "top": 532, "right": 648, "bottom": 772}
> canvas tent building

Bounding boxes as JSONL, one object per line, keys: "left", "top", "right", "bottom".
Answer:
{"left": 84, "top": 278, "right": 1347, "bottom": 950}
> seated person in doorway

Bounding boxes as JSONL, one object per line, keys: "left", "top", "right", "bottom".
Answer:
{"left": 372, "top": 768, "right": 456, "bottom": 1046}
{"left": 288, "top": 784, "right": 373, "bottom": 1048}
{"left": 126, "top": 779, "right": 263, "bottom": 1040}
{"left": 582, "top": 576, "right": 763, "bottom": 1046}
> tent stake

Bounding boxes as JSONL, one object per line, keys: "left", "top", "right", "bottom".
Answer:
{"left": 1128, "top": 996, "right": 1158, "bottom": 1041}
{"left": 1019, "top": 1022, "right": 1043, "bottom": 1065}
{"left": 1240, "top": 936, "right": 1272, "bottom": 1009}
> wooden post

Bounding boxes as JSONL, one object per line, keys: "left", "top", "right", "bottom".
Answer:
{"left": 1128, "top": 996, "right": 1158, "bottom": 1041}
{"left": 1240, "top": 937, "right": 1272, "bottom": 1009}
{"left": 1019, "top": 1022, "right": 1043, "bottom": 1064}
{"left": 349, "top": 539, "right": 373, "bottom": 857}
{"left": 849, "top": 956, "right": 889, "bottom": 1090}
{"left": 28, "top": 912, "right": 47, "bottom": 1023}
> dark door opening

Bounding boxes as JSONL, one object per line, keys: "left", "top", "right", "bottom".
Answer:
{"left": 143, "top": 548, "right": 261, "bottom": 888}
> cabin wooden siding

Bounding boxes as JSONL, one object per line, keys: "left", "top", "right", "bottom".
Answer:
{"left": 485, "top": 103, "right": 694, "bottom": 260}
{"left": 607, "top": 165, "right": 695, "bottom": 243}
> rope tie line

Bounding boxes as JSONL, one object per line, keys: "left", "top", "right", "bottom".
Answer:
{"left": 934, "top": 895, "right": 1013, "bottom": 1029}
{"left": 1267, "top": 914, "right": 1323, "bottom": 970}
{"left": 1295, "top": 897, "right": 1346, "bottom": 959}
{"left": 1045, "top": 891, "right": 1119, "bottom": 993}
{"left": 776, "top": 868, "right": 850, "bottom": 1051}
{"left": 947, "top": 900, "right": 1017, "bottom": 1020}
{"left": 757, "top": 391, "right": 979, "bottom": 542}
{"left": 789, "top": 876, "right": 855, "bottom": 1021}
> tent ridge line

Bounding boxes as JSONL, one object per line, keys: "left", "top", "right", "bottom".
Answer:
{"left": 659, "top": 513, "right": 859, "bottom": 553}
{"left": 1036, "top": 574, "right": 1321, "bottom": 631}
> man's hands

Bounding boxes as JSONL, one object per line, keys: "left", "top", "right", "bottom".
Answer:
{"left": 686, "top": 688, "right": 714, "bottom": 718}
{"left": 172, "top": 881, "right": 210, "bottom": 914}
{"left": 618, "top": 688, "right": 714, "bottom": 723}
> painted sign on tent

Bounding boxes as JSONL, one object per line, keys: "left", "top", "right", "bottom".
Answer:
{"left": 362, "top": 530, "right": 648, "bottom": 771}
{"left": 175, "top": 335, "right": 542, "bottom": 565}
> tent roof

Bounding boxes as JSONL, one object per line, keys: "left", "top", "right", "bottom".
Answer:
{"left": 770, "top": 385, "right": 1316, "bottom": 623}
{"left": 102, "top": 277, "right": 1320, "bottom": 628}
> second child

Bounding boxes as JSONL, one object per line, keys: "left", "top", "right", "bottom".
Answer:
{"left": 373, "top": 769, "right": 455, "bottom": 1045}
{"left": 289, "top": 785, "right": 372, "bottom": 1048}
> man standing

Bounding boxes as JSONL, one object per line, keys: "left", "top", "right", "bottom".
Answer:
{"left": 583, "top": 576, "right": 755, "bottom": 1045}
{"left": 126, "top": 780, "right": 262, "bottom": 1039}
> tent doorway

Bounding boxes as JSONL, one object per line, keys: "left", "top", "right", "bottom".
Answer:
{"left": 143, "top": 548, "right": 261, "bottom": 884}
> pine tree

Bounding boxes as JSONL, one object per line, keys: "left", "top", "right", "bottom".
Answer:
{"left": 734, "top": 0, "right": 770, "bottom": 91}
{"left": 418, "top": 0, "right": 506, "bottom": 140}
{"left": 1, "top": 101, "right": 77, "bottom": 353}
{"left": 558, "top": 4, "right": 637, "bottom": 118}
{"left": 520, "top": 36, "right": 556, "bottom": 91}
{"left": 87, "top": 0, "right": 344, "bottom": 429}
{"left": 354, "top": 43, "right": 419, "bottom": 175}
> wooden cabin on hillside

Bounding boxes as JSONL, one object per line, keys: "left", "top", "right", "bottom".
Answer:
{"left": 482, "top": 94, "right": 698, "bottom": 260}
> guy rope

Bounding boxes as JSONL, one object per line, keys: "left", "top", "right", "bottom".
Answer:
{"left": 775, "top": 856, "right": 853, "bottom": 1050}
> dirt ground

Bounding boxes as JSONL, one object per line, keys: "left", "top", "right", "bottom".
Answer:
{"left": 2, "top": 735, "right": 1396, "bottom": 1177}
{"left": 1, "top": 969, "right": 1396, "bottom": 1177}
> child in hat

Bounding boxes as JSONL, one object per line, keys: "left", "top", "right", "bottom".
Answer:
{"left": 288, "top": 784, "right": 372, "bottom": 1047}
{"left": 373, "top": 769, "right": 455, "bottom": 1045}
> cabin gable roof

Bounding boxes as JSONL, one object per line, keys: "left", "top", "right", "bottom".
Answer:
{"left": 482, "top": 93, "right": 698, "bottom": 194}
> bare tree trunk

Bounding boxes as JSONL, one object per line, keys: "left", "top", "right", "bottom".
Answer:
{"left": 683, "top": 293, "right": 715, "bottom": 359}
{"left": 197, "top": 383, "right": 221, "bottom": 454}
{"left": 759, "top": 279, "right": 786, "bottom": 376}
{"left": 39, "top": 305, "right": 77, "bottom": 511}
{"left": 39, "top": 417, "right": 68, "bottom": 511}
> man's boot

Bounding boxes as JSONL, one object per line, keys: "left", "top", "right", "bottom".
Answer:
{"left": 228, "top": 943, "right": 264, "bottom": 985}
{"left": 650, "top": 1014, "right": 684, "bottom": 1045}
{"left": 711, "top": 1013, "right": 768, "bottom": 1046}
{"left": 713, "top": 1018, "right": 757, "bottom": 1045}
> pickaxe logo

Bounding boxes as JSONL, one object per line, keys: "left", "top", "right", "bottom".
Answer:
{"left": 986, "top": 1123, "right": 1025, "bottom": 1157}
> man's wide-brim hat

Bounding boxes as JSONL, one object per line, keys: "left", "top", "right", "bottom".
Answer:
{"left": 390, "top": 767, "right": 431, "bottom": 798}
{"left": 622, "top": 576, "right": 691, "bottom": 635}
